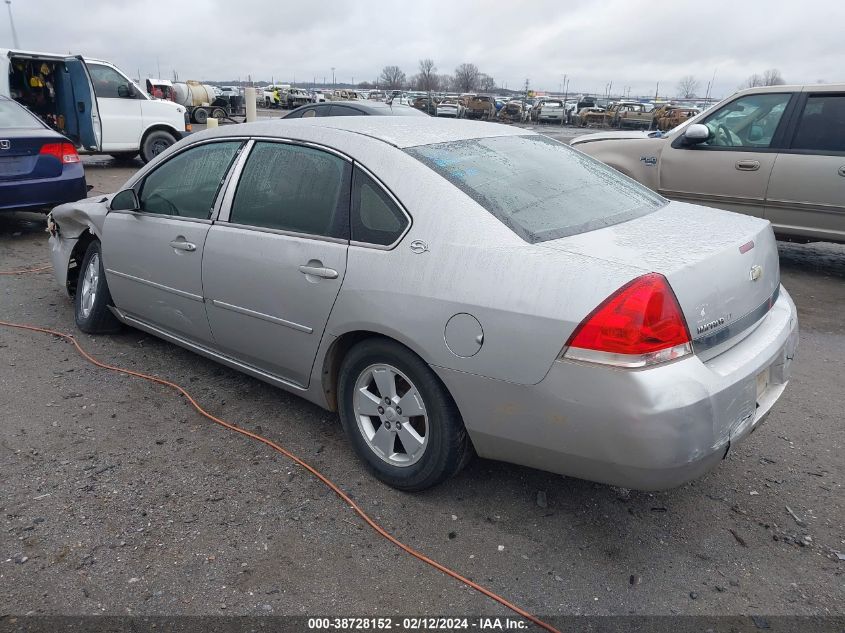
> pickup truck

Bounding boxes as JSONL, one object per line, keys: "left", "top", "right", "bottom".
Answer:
{"left": 2, "top": 48, "right": 190, "bottom": 163}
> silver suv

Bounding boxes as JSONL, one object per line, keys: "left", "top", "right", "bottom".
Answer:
{"left": 571, "top": 84, "right": 845, "bottom": 244}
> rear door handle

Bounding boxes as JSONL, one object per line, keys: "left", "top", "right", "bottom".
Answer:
{"left": 299, "top": 265, "right": 338, "bottom": 279}
{"left": 169, "top": 239, "right": 196, "bottom": 252}
{"left": 735, "top": 160, "right": 760, "bottom": 171}
{"left": 838, "top": 165, "right": 845, "bottom": 177}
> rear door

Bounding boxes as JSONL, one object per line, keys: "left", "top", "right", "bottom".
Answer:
{"left": 658, "top": 92, "right": 794, "bottom": 217}
{"left": 102, "top": 140, "right": 243, "bottom": 344}
{"left": 765, "top": 91, "right": 845, "bottom": 242}
{"left": 63, "top": 56, "right": 102, "bottom": 151}
{"left": 202, "top": 140, "right": 351, "bottom": 388}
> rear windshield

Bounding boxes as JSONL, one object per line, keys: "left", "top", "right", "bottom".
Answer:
{"left": 0, "top": 100, "right": 42, "bottom": 129}
{"left": 406, "top": 134, "right": 665, "bottom": 243}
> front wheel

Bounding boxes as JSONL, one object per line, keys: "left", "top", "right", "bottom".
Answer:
{"left": 338, "top": 339, "right": 472, "bottom": 491}
{"left": 74, "top": 240, "right": 120, "bottom": 334}
{"left": 140, "top": 130, "right": 177, "bottom": 164}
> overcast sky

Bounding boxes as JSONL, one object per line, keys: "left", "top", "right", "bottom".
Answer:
{"left": 3, "top": 0, "right": 843, "bottom": 97}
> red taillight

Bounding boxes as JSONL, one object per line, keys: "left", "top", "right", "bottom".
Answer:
{"left": 40, "top": 142, "right": 80, "bottom": 164}
{"left": 563, "top": 273, "right": 692, "bottom": 368}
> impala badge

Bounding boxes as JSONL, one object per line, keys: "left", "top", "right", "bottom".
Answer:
{"left": 750, "top": 265, "right": 763, "bottom": 281}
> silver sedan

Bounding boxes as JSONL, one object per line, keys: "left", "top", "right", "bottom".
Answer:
{"left": 47, "top": 117, "right": 799, "bottom": 491}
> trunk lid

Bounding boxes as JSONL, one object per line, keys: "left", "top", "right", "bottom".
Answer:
{"left": 0, "top": 129, "right": 65, "bottom": 181}
{"left": 540, "top": 201, "right": 780, "bottom": 354}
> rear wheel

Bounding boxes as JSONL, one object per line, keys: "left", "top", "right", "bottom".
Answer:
{"left": 211, "top": 107, "right": 226, "bottom": 120}
{"left": 338, "top": 338, "right": 472, "bottom": 491}
{"left": 193, "top": 108, "right": 208, "bottom": 124}
{"left": 140, "top": 130, "right": 177, "bottom": 164}
{"left": 74, "top": 240, "right": 120, "bottom": 334}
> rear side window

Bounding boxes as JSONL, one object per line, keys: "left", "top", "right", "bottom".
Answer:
{"left": 406, "top": 135, "right": 664, "bottom": 243}
{"left": 139, "top": 141, "right": 241, "bottom": 219}
{"left": 0, "top": 100, "right": 42, "bottom": 129}
{"left": 351, "top": 168, "right": 409, "bottom": 246}
{"left": 329, "top": 105, "right": 365, "bottom": 116}
{"left": 230, "top": 142, "right": 350, "bottom": 238}
{"left": 792, "top": 94, "right": 845, "bottom": 153}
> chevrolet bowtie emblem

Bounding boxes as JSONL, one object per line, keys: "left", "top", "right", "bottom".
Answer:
{"left": 750, "top": 265, "right": 763, "bottom": 281}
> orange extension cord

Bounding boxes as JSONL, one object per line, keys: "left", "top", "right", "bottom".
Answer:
{"left": 0, "top": 265, "right": 562, "bottom": 633}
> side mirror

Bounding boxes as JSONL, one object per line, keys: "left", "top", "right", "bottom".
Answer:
{"left": 682, "top": 123, "right": 710, "bottom": 145}
{"left": 110, "top": 189, "right": 139, "bottom": 211}
{"left": 117, "top": 84, "right": 136, "bottom": 99}
{"left": 748, "top": 124, "right": 764, "bottom": 142}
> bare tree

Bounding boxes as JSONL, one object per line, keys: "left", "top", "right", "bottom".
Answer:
{"left": 741, "top": 68, "right": 786, "bottom": 89}
{"left": 454, "top": 63, "right": 480, "bottom": 92}
{"left": 357, "top": 81, "right": 374, "bottom": 90}
{"left": 479, "top": 73, "right": 496, "bottom": 92}
{"left": 438, "top": 74, "right": 454, "bottom": 92}
{"left": 762, "top": 68, "right": 785, "bottom": 86}
{"left": 677, "top": 75, "right": 699, "bottom": 98}
{"left": 379, "top": 65, "right": 406, "bottom": 90}
{"left": 417, "top": 58, "right": 438, "bottom": 92}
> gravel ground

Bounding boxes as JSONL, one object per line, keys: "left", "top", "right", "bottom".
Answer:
{"left": 0, "top": 155, "right": 843, "bottom": 624}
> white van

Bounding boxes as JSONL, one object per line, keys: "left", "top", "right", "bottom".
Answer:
{"left": 1, "top": 49, "right": 190, "bottom": 163}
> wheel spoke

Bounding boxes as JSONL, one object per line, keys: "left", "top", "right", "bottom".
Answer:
{"left": 371, "top": 424, "right": 394, "bottom": 457}
{"left": 396, "top": 388, "right": 425, "bottom": 418}
{"left": 372, "top": 368, "right": 397, "bottom": 401}
{"left": 356, "top": 388, "right": 382, "bottom": 417}
{"left": 397, "top": 424, "right": 425, "bottom": 458}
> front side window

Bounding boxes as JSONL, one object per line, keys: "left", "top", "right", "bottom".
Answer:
{"left": 700, "top": 93, "right": 791, "bottom": 148}
{"left": 138, "top": 142, "right": 241, "bottom": 219}
{"left": 351, "top": 168, "right": 409, "bottom": 246}
{"left": 230, "top": 142, "right": 349, "bottom": 238}
{"left": 792, "top": 94, "right": 845, "bottom": 152}
{"left": 87, "top": 63, "right": 140, "bottom": 99}
{"left": 407, "top": 135, "right": 664, "bottom": 243}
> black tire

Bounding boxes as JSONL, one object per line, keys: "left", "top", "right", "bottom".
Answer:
{"left": 74, "top": 240, "right": 120, "bottom": 334}
{"left": 140, "top": 130, "right": 176, "bottom": 164}
{"left": 338, "top": 338, "right": 472, "bottom": 491}
{"left": 211, "top": 107, "right": 226, "bottom": 120}
{"left": 109, "top": 152, "right": 138, "bottom": 162}
{"left": 193, "top": 108, "right": 208, "bottom": 124}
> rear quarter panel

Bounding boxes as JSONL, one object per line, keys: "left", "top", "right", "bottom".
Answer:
{"left": 573, "top": 137, "right": 665, "bottom": 189}
{"left": 317, "top": 138, "right": 643, "bottom": 385}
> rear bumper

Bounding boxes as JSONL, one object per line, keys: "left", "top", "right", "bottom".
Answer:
{"left": 434, "top": 286, "right": 799, "bottom": 490}
{"left": 0, "top": 168, "right": 87, "bottom": 211}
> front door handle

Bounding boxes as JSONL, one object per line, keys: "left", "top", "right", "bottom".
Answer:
{"left": 169, "top": 239, "right": 196, "bottom": 252}
{"left": 838, "top": 165, "right": 845, "bottom": 177}
{"left": 735, "top": 160, "right": 760, "bottom": 171}
{"left": 299, "top": 264, "right": 338, "bottom": 279}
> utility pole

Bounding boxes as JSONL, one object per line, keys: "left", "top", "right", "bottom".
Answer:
{"left": 5, "top": 0, "right": 19, "bottom": 49}
{"left": 331, "top": 67, "right": 336, "bottom": 87}
{"left": 654, "top": 81, "right": 659, "bottom": 101}
{"left": 562, "top": 75, "right": 569, "bottom": 126}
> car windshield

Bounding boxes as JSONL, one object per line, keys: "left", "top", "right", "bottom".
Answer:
{"left": 407, "top": 135, "right": 665, "bottom": 243}
{"left": 0, "top": 100, "right": 42, "bottom": 129}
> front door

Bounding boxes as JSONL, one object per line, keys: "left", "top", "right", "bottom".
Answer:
{"left": 202, "top": 140, "right": 351, "bottom": 388}
{"left": 102, "top": 140, "right": 243, "bottom": 344}
{"left": 766, "top": 92, "right": 845, "bottom": 242}
{"left": 85, "top": 61, "right": 144, "bottom": 151}
{"left": 659, "top": 92, "right": 793, "bottom": 217}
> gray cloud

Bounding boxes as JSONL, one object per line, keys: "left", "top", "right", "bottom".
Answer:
{"left": 3, "top": 0, "right": 842, "bottom": 98}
